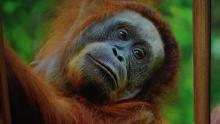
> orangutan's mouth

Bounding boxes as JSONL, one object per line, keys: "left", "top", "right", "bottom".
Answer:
{"left": 86, "top": 54, "right": 119, "bottom": 90}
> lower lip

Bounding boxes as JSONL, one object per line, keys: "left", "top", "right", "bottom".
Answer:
{"left": 86, "top": 54, "right": 119, "bottom": 89}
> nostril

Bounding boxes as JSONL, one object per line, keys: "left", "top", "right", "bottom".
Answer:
{"left": 112, "top": 47, "right": 124, "bottom": 62}
{"left": 112, "top": 48, "right": 117, "bottom": 56}
{"left": 117, "top": 56, "right": 124, "bottom": 62}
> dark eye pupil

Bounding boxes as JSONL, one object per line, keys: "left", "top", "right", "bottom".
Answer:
{"left": 133, "top": 48, "right": 145, "bottom": 59}
{"left": 118, "top": 29, "right": 128, "bottom": 41}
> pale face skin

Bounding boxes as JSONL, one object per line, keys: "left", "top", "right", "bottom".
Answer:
{"left": 35, "top": 10, "right": 165, "bottom": 104}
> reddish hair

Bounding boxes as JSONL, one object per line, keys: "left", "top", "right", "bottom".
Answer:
{"left": 3, "top": 0, "right": 179, "bottom": 124}
{"left": 37, "top": 0, "right": 179, "bottom": 105}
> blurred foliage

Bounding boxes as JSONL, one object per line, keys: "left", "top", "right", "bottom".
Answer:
{"left": 211, "top": 0, "right": 220, "bottom": 110}
{"left": 2, "top": 0, "right": 54, "bottom": 62}
{"left": 1, "top": 0, "right": 193, "bottom": 124}
{"left": 159, "top": 0, "right": 193, "bottom": 124}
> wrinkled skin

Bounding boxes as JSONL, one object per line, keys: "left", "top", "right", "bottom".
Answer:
{"left": 35, "top": 11, "right": 165, "bottom": 104}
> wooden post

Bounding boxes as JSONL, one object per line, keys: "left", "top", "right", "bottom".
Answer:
{"left": 193, "top": 0, "right": 210, "bottom": 124}
{"left": 0, "top": 11, "right": 12, "bottom": 124}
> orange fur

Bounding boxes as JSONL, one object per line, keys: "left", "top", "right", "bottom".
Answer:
{"left": 2, "top": 0, "right": 179, "bottom": 124}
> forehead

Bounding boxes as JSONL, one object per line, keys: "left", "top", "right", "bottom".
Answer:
{"left": 110, "top": 10, "right": 154, "bottom": 28}
{"left": 102, "top": 10, "right": 161, "bottom": 41}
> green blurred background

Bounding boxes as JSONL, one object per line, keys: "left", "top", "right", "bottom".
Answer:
{"left": 2, "top": 0, "right": 194, "bottom": 124}
{"left": 211, "top": 0, "right": 220, "bottom": 111}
